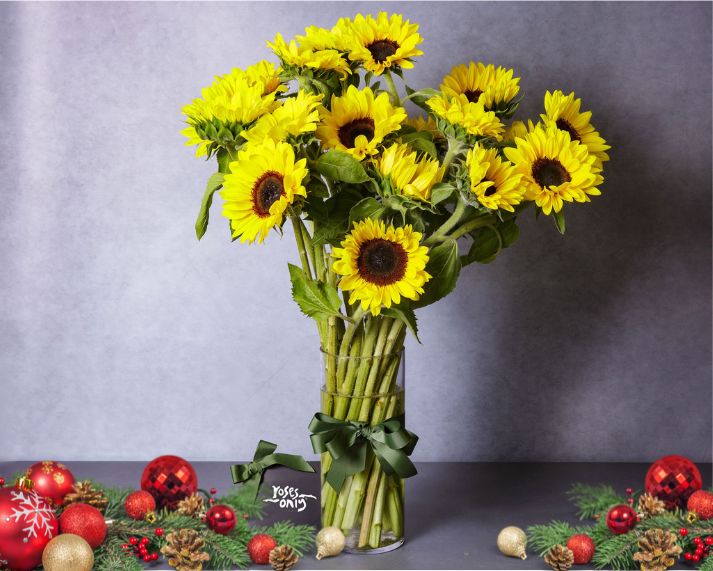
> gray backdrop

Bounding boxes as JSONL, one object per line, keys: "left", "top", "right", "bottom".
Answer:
{"left": 1, "top": 2, "right": 711, "bottom": 463}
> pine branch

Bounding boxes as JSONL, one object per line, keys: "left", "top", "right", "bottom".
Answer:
{"left": 700, "top": 556, "right": 713, "bottom": 571}
{"left": 216, "top": 486, "right": 265, "bottom": 520}
{"left": 591, "top": 532, "right": 639, "bottom": 570}
{"left": 567, "top": 483, "right": 627, "bottom": 520}
{"left": 205, "top": 531, "right": 250, "bottom": 570}
{"left": 91, "top": 481, "right": 132, "bottom": 519}
{"left": 527, "top": 521, "right": 594, "bottom": 556}
{"left": 94, "top": 537, "right": 143, "bottom": 571}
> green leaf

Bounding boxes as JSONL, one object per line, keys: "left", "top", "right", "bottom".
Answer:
{"left": 400, "top": 131, "right": 437, "bottom": 158}
{"left": 382, "top": 306, "right": 420, "bottom": 342}
{"left": 430, "top": 183, "right": 456, "bottom": 206}
{"left": 552, "top": 209, "right": 566, "bottom": 234}
{"left": 414, "top": 238, "right": 461, "bottom": 308}
{"left": 195, "top": 172, "right": 225, "bottom": 240}
{"left": 348, "top": 197, "right": 384, "bottom": 227}
{"left": 499, "top": 218, "right": 520, "bottom": 247}
{"left": 307, "top": 177, "right": 329, "bottom": 198}
{"left": 404, "top": 86, "right": 440, "bottom": 112}
{"left": 288, "top": 263, "right": 342, "bottom": 320}
{"left": 463, "top": 225, "right": 501, "bottom": 264}
{"left": 315, "top": 150, "right": 370, "bottom": 183}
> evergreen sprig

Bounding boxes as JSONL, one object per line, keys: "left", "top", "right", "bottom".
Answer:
{"left": 215, "top": 485, "right": 265, "bottom": 520}
{"left": 256, "top": 520, "right": 316, "bottom": 556}
{"left": 527, "top": 521, "right": 592, "bottom": 556}
{"left": 591, "top": 531, "right": 640, "bottom": 570}
{"left": 567, "top": 483, "right": 628, "bottom": 520}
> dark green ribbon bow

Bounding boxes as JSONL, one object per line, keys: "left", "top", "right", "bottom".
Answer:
{"left": 308, "top": 413, "right": 418, "bottom": 492}
{"left": 230, "top": 440, "right": 314, "bottom": 500}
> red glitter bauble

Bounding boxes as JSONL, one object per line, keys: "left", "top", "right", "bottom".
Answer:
{"left": 0, "top": 486, "right": 58, "bottom": 571}
{"left": 124, "top": 490, "right": 157, "bottom": 520}
{"left": 645, "top": 455, "right": 702, "bottom": 509}
{"left": 567, "top": 533, "right": 596, "bottom": 564}
{"left": 140, "top": 456, "right": 198, "bottom": 510}
{"left": 59, "top": 503, "right": 106, "bottom": 549}
{"left": 606, "top": 504, "right": 637, "bottom": 534}
{"left": 24, "top": 461, "right": 75, "bottom": 506}
{"left": 247, "top": 533, "right": 276, "bottom": 565}
{"left": 205, "top": 504, "right": 237, "bottom": 535}
{"left": 688, "top": 490, "right": 713, "bottom": 520}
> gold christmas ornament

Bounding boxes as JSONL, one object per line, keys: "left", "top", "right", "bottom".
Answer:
{"left": 315, "top": 526, "right": 346, "bottom": 560}
{"left": 496, "top": 526, "right": 527, "bottom": 560}
{"left": 544, "top": 544, "right": 574, "bottom": 571}
{"left": 42, "top": 533, "right": 94, "bottom": 571}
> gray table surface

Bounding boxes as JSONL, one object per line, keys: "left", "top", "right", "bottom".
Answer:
{"left": 1, "top": 462, "right": 710, "bottom": 570}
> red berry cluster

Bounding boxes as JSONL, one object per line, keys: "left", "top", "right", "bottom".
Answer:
{"left": 680, "top": 529, "right": 713, "bottom": 564}
{"left": 122, "top": 529, "right": 164, "bottom": 563}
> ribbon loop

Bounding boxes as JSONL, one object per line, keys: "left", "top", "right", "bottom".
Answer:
{"left": 231, "top": 440, "right": 315, "bottom": 500}
{"left": 308, "top": 413, "right": 418, "bottom": 492}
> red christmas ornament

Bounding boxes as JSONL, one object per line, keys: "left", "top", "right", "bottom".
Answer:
{"left": 688, "top": 490, "right": 713, "bottom": 521}
{"left": 645, "top": 455, "right": 702, "bottom": 509}
{"left": 567, "top": 533, "right": 596, "bottom": 564}
{"left": 58, "top": 503, "right": 106, "bottom": 549}
{"left": 0, "top": 486, "right": 58, "bottom": 571}
{"left": 140, "top": 455, "right": 198, "bottom": 510}
{"left": 23, "top": 461, "right": 75, "bottom": 506}
{"left": 606, "top": 504, "right": 637, "bottom": 534}
{"left": 247, "top": 533, "right": 276, "bottom": 565}
{"left": 205, "top": 504, "right": 237, "bottom": 535}
{"left": 124, "top": 490, "right": 156, "bottom": 520}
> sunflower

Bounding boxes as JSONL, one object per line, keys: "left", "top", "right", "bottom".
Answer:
{"left": 427, "top": 94, "right": 505, "bottom": 140}
{"left": 220, "top": 139, "right": 308, "bottom": 244}
{"left": 316, "top": 86, "right": 406, "bottom": 160}
{"left": 297, "top": 22, "right": 351, "bottom": 52}
{"left": 345, "top": 12, "right": 424, "bottom": 75}
{"left": 503, "top": 120, "right": 528, "bottom": 143}
{"left": 541, "top": 90, "right": 610, "bottom": 166}
{"left": 377, "top": 143, "right": 444, "bottom": 202}
{"left": 405, "top": 114, "right": 445, "bottom": 141}
{"left": 243, "top": 91, "right": 323, "bottom": 144}
{"left": 504, "top": 122, "right": 603, "bottom": 215}
{"left": 268, "top": 33, "right": 351, "bottom": 78}
{"left": 333, "top": 219, "right": 431, "bottom": 315}
{"left": 182, "top": 63, "right": 282, "bottom": 157}
{"left": 466, "top": 145, "right": 524, "bottom": 212}
{"left": 441, "top": 62, "right": 520, "bottom": 111}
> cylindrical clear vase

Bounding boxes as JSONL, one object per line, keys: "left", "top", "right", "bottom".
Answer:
{"left": 320, "top": 349, "right": 405, "bottom": 553}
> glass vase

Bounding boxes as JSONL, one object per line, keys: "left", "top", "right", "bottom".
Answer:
{"left": 320, "top": 348, "right": 406, "bottom": 553}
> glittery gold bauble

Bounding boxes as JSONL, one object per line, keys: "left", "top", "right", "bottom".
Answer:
{"left": 497, "top": 526, "right": 527, "bottom": 560}
{"left": 315, "top": 526, "right": 346, "bottom": 560}
{"left": 42, "top": 533, "right": 94, "bottom": 571}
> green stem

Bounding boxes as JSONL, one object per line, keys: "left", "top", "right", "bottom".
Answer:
{"left": 384, "top": 72, "right": 402, "bottom": 106}
{"left": 426, "top": 195, "right": 467, "bottom": 246}
{"left": 290, "top": 215, "right": 312, "bottom": 279}
{"left": 448, "top": 216, "right": 496, "bottom": 241}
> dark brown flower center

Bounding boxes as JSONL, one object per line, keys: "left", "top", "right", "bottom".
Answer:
{"left": 357, "top": 238, "right": 407, "bottom": 286}
{"left": 367, "top": 39, "right": 399, "bottom": 63}
{"left": 532, "top": 158, "right": 571, "bottom": 189}
{"left": 483, "top": 183, "right": 497, "bottom": 197}
{"left": 556, "top": 118, "right": 581, "bottom": 142}
{"left": 252, "top": 171, "right": 284, "bottom": 217}
{"left": 464, "top": 89, "right": 483, "bottom": 103}
{"left": 338, "top": 117, "right": 375, "bottom": 148}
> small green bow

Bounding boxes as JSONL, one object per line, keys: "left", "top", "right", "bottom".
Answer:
{"left": 230, "top": 440, "right": 315, "bottom": 500}
{"left": 308, "top": 413, "right": 418, "bottom": 491}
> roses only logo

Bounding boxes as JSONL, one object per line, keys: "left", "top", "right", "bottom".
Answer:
{"left": 263, "top": 485, "right": 316, "bottom": 513}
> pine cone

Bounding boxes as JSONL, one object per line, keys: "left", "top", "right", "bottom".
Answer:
{"left": 176, "top": 493, "right": 205, "bottom": 518}
{"left": 544, "top": 544, "right": 574, "bottom": 571}
{"left": 633, "top": 529, "right": 682, "bottom": 571}
{"left": 63, "top": 480, "right": 109, "bottom": 512}
{"left": 638, "top": 493, "right": 667, "bottom": 518}
{"left": 269, "top": 544, "right": 299, "bottom": 571}
{"left": 160, "top": 529, "right": 211, "bottom": 571}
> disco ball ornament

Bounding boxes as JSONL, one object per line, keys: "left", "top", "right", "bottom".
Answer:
{"left": 140, "top": 455, "right": 198, "bottom": 510}
{"left": 645, "top": 455, "right": 702, "bottom": 509}
{"left": 606, "top": 504, "right": 637, "bottom": 534}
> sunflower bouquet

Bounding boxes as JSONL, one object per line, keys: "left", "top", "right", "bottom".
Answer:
{"left": 182, "top": 11, "right": 609, "bottom": 553}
